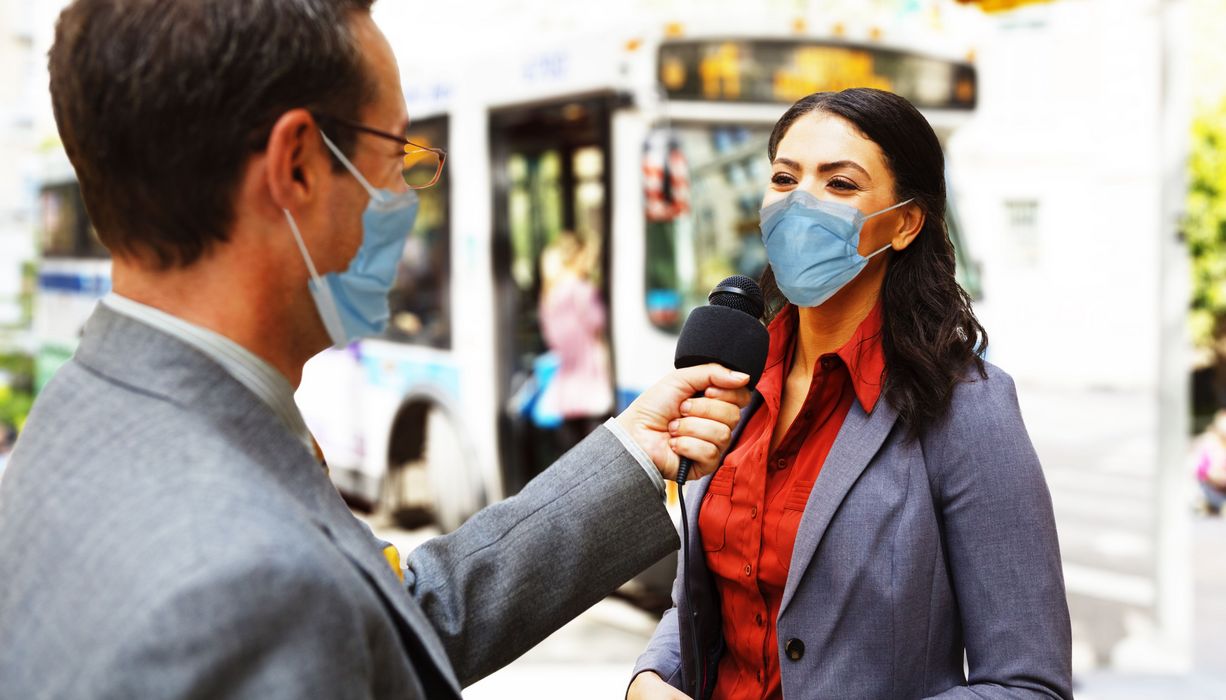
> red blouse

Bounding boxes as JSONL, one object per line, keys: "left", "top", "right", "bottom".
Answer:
{"left": 699, "top": 302, "right": 886, "bottom": 700}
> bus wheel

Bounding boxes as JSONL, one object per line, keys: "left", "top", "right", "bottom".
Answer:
{"left": 383, "top": 400, "right": 483, "bottom": 533}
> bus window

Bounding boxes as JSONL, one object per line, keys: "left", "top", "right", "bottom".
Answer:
{"left": 384, "top": 118, "right": 451, "bottom": 348}
{"left": 572, "top": 146, "right": 605, "bottom": 284}
{"left": 39, "top": 183, "right": 107, "bottom": 259}
{"left": 644, "top": 125, "right": 772, "bottom": 331}
{"left": 644, "top": 125, "right": 982, "bottom": 330}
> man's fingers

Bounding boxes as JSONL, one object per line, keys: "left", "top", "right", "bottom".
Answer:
{"left": 679, "top": 396, "right": 742, "bottom": 429}
{"left": 673, "top": 363, "right": 749, "bottom": 396}
{"left": 669, "top": 435, "right": 721, "bottom": 470}
{"left": 669, "top": 416, "right": 732, "bottom": 446}
{"left": 703, "top": 385, "right": 752, "bottom": 409}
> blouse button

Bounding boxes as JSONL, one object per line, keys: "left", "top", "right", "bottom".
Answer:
{"left": 777, "top": 458, "right": 787, "bottom": 469}
{"left": 755, "top": 613, "right": 765, "bottom": 627}
{"left": 820, "top": 357, "right": 836, "bottom": 370}
{"left": 743, "top": 564, "right": 752, "bottom": 577}
{"left": 750, "top": 506, "right": 758, "bottom": 519}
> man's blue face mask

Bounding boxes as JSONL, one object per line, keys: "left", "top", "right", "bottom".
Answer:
{"left": 283, "top": 131, "right": 419, "bottom": 347}
{"left": 759, "top": 190, "right": 913, "bottom": 308}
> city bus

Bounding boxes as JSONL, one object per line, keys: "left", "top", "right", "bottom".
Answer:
{"left": 31, "top": 154, "right": 110, "bottom": 393}
{"left": 294, "top": 26, "right": 983, "bottom": 550}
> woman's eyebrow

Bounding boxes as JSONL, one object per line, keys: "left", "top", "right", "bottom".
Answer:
{"left": 772, "top": 157, "right": 873, "bottom": 182}
{"left": 818, "top": 160, "right": 872, "bottom": 181}
{"left": 771, "top": 157, "right": 802, "bottom": 171}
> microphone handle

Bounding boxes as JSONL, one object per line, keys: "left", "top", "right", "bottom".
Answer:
{"left": 674, "top": 388, "right": 705, "bottom": 486}
{"left": 677, "top": 456, "right": 695, "bottom": 485}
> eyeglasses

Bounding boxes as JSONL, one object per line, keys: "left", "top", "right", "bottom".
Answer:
{"left": 312, "top": 113, "right": 446, "bottom": 189}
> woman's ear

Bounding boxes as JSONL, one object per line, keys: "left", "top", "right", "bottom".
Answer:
{"left": 891, "top": 202, "right": 926, "bottom": 251}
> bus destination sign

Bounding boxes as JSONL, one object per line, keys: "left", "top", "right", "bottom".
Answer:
{"left": 658, "top": 40, "right": 977, "bottom": 110}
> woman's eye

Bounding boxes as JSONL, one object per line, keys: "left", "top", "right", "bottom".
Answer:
{"left": 828, "top": 178, "right": 859, "bottom": 191}
{"left": 771, "top": 173, "right": 797, "bottom": 186}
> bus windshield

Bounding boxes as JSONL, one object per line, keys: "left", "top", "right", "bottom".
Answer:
{"left": 643, "top": 123, "right": 981, "bottom": 332}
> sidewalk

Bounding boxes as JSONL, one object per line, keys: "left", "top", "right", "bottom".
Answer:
{"left": 1074, "top": 671, "right": 1226, "bottom": 699}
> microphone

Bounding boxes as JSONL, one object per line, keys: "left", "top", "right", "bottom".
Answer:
{"left": 670, "top": 275, "right": 769, "bottom": 698}
{"left": 673, "top": 275, "right": 770, "bottom": 485}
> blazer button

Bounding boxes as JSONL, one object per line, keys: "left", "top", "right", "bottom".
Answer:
{"left": 785, "top": 638, "right": 805, "bottom": 661}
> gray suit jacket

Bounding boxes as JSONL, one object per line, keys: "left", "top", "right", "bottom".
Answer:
{"left": 0, "top": 306, "right": 679, "bottom": 699}
{"left": 633, "top": 363, "right": 1072, "bottom": 699}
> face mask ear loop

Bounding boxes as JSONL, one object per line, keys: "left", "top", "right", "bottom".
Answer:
{"left": 284, "top": 208, "right": 349, "bottom": 346}
{"left": 319, "top": 130, "right": 384, "bottom": 202}
{"left": 284, "top": 209, "right": 325, "bottom": 284}
{"left": 866, "top": 242, "right": 893, "bottom": 259}
{"left": 862, "top": 197, "right": 916, "bottom": 220}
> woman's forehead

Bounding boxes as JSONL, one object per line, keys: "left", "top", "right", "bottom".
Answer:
{"left": 774, "top": 112, "right": 887, "bottom": 173}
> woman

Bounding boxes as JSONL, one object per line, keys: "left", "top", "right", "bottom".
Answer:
{"left": 628, "top": 89, "right": 1071, "bottom": 699}
{"left": 538, "top": 230, "right": 614, "bottom": 448}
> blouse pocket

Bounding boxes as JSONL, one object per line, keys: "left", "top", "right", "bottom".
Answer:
{"left": 698, "top": 467, "right": 736, "bottom": 552}
{"left": 776, "top": 479, "right": 815, "bottom": 562}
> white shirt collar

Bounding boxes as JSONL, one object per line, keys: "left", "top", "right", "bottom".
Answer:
{"left": 101, "top": 293, "right": 314, "bottom": 452}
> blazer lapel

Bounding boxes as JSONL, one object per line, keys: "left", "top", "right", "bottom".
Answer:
{"left": 316, "top": 496, "right": 464, "bottom": 697}
{"left": 779, "top": 397, "right": 898, "bottom": 616}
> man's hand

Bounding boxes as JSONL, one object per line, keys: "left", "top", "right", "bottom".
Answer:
{"left": 616, "top": 363, "right": 751, "bottom": 482}
{"left": 627, "top": 671, "right": 692, "bottom": 699}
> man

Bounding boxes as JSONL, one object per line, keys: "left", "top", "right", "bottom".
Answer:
{"left": 0, "top": 1, "right": 750, "bottom": 698}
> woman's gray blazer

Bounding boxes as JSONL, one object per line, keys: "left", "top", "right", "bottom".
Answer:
{"left": 632, "top": 362, "right": 1073, "bottom": 699}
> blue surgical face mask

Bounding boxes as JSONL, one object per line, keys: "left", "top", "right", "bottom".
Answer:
{"left": 283, "top": 131, "right": 419, "bottom": 347}
{"left": 759, "top": 190, "right": 913, "bottom": 308}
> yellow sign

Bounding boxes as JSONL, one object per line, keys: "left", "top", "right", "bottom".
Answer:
{"left": 955, "top": 0, "right": 1055, "bottom": 13}
{"left": 773, "top": 47, "right": 893, "bottom": 104}
{"left": 699, "top": 43, "right": 743, "bottom": 101}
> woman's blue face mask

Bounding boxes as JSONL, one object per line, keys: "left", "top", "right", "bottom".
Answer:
{"left": 759, "top": 190, "right": 913, "bottom": 308}
{"left": 283, "top": 131, "right": 419, "bottom": 347}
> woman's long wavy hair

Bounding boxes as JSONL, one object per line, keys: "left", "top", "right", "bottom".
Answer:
{"left": 761, "top": 88, "right": 987, "bottom": 437}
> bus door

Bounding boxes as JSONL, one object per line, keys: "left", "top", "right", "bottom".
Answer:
{"left": 490, "top": 94, "right": 616, "bottom": 496}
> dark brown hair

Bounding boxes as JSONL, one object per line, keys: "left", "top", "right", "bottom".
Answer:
{"left": 763, "top": 88, "right": 988, "bottom": 437}
{"left": 49, "top": 0, "right": 377, "bottom": 268}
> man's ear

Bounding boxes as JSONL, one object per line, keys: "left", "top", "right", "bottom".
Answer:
{"left": 265, "top": 109, "right": 326, "bottom": 211}
{"left": 891, "top": 202, "right": 926, "bottom": 252}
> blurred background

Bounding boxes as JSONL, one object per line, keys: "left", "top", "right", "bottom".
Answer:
{"left": 2, "top": 0, "right": 1225, "bottom": 697}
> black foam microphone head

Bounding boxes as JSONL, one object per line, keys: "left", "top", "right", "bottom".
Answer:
{"left": 674, "top": 276, "right": 771, "bottom": 390}
{"left": 708, "top": 275, "right": 764, "bottom": 319}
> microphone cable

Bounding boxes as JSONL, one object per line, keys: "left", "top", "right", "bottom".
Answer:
{"left": 675, "top": 457, "right": 702, "bottom": 698}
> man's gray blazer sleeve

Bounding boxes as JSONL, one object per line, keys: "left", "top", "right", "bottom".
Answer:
{"left": 923, "top": 369, "right": 1073, "bottom": 699}
{"left": 404, "top": 426, "right": 680, "bottom": 687}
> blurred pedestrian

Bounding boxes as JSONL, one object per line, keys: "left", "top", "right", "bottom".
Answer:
{"left": 539, "top": 230, "right": 615, "bottom": 450}
{"left": 629, "top": 89, "right": 1072, "bottom": 700}
{"left": 1194, "top": 409, "right": 1226, "bottom": 514}
{"left": 0, "top": 2, "right": 751, "bottom": 698}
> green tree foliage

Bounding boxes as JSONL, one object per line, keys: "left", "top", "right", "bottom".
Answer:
{"left": 1186, "top": 100, "right": 1226, "bottom": 359}
{"left": 0, "top": 352, "right": 34, "bottom": 432}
